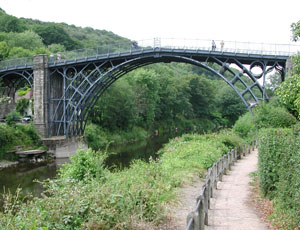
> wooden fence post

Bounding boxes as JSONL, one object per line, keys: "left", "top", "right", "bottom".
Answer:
{"left": 196, "top": 195, "right": 205, "bottom": 229}
{"left": 186, "top": 212, "right": 194, "bottom": 230}
{"left": 203, "top": 187, "right": 209, "bottom": 225}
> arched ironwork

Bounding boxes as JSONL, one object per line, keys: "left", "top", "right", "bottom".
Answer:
{"left": 48, "top": 53, "right": 285, "bottom": 136}
{"left": 0, "top": 42, "right": 290, "bottom": 137}
{"left": 0, "top": 70, "right": 34, "bottom": 88}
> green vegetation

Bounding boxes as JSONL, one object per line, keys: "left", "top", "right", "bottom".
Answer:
{"left": 85, "top": 63, "right": 247, "bottom": 149}
{"left": 233, "top": 102, "right": 297, "bottom": 141}
{"left": 0, "top": 122, "right": 42, "bottom": 159}
{"left": 0, "top": 9, "right": 129, "bottom": 60}
{"left": 1, "top": 8, "right": 299, "bottom": 230}
{"left": 233, "top": 102, "right": 299, "bottom": 229}
{"left": 16, "top": 98, "right": 30, "bottom": 115}
{"left": 16, "top": 86, "right": 31, "bottom": 97}
{"left": 258, "top": 128, "right": 300, "bottom": 228}
{"left": 231, "top": 23, "right": 300, "bottom": 226}
{"left": 0, "top": 131, "right": 242, "bottom": 229}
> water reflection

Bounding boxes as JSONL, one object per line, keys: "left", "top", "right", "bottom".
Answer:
{"left": 0, "top": 132, "right": 180, "bottom": 201}
{"left": 0, "top": 158, "right": 69, "bottom": 197}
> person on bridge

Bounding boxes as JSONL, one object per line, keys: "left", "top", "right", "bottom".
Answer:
{"left": 212, "top": 40, "right": 216, "bottom": 51}
{"left": 220, "top": 40, "right": 224, "bottom": 51}
{"left": 132, "top": 41, "right": 138, "bottom": 49}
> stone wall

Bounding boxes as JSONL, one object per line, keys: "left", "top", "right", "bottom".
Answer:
{"left": 0, "top": 102, "right": 15, "bottom": 119}
{"left": 41, "top": 136, "right": 88, "bottom": 158}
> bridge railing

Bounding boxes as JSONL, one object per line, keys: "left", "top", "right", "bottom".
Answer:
{"left": 185, "top": 140, "right": 257, "bottom": 230}
{"left": 0, "top": 56, "right": 34, "bottom": 71}
{"left": 1, "top": 38, "right": 300, "bottom": 71}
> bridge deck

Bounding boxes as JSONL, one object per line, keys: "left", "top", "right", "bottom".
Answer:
{"left": 1, "top": 38, "right": 298, "bottom": 73}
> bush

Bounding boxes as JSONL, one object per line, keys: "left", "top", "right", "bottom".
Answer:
{"left": 0, "top": 131, "right": 244, "bottom": 229}
{"left": 0, "top": 123, "right": 42, "bottom": 159}
{"left": 233, "top": 103, "right": 297, "bottom": 139}
{"left": 16, "top": 98, "right": 30, "bottom": 115}
{"left": 84, "top": 123, "right": 148, "bottom": 150}
{"left": 258, "top": 128, "right": 300, "bottom": 228}
{"left": 233, "top": 113, "right": 255, "bottom": 139}
{"left": 84, "top": 123, "right": 109, "bottom": 149}
{"left": 258, "top": 128, "right": 292, "bottom": 197}
{"left": 16, "top": 86, "right": 31, "bottom": 97}
{"left": 253, "top": 103, "right": 297, "bottom": 129}
{"left": 59, "top": 148, "right": 108, "bottom": 181}
{"left": 5, "top": 110, "right": 21, "bottom": 126}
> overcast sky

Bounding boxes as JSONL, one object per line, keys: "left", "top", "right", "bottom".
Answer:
{"left": 1, "top": 0, "right": 300, "bottom": 45}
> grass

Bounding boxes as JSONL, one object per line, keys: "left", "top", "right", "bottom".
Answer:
{"left": 0, "top": 131, "right": 243, "bottom": 229}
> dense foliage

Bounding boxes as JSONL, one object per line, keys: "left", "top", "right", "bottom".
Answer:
{"left": 276, "top": 55, "right": 300, "bottom": 119}
{"left": 232, "top": 96, "right": 299, "bottom": 229}
{"left": 85, "top": 63, "right": 248, "bottom": 149}
{"left": 258, "top": 128, "right": 300, "bottom": 228}
{"left": 0, "top": 131, "right": 242, "bottom": 229}
{"left": 291, "top": 20, "right": 300, "bottom": 42}
{"left": 233, "top": 102, "right": 297, "bottom": 140}
{"left": 0, "top": 122, "right": 42, "bottom": 158}
{"left": 0, "top": 8, "right": 129, "bottom": 59}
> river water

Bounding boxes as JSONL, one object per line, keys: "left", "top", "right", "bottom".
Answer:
{"left": 0, "top": 133, "right": 176, "bottom": 199}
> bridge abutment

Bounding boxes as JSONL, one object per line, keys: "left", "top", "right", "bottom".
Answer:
{"left": 33, "top": 54, "right": 50, "bottom": 137}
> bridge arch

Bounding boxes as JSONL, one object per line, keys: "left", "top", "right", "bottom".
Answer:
{"left": 0, "top": 69, "right": 33, "bottom": 90}
{"left": 49, "top": 53, "right": 270, "bottom": 136}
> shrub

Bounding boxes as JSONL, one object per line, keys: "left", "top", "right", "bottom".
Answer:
{"left": 16, "top": 98, "right": 30, "bottom": 115}
{"left": 84, "top": 123, "right": 108, "bottom": 149}
{"left": 253, "top": 103, "right": 297, "bottom": 129}
{"left": 258, "top": 127, "right": 300, "bottom": 228}
{"left": 258, "top": 128, "right": 292, "bottom": 197}
{"left": 0, "top": 123, "right": 42, "bottom": 159}
{"left": 16, "top": 86, "right": 31, "bottom": 97}
{"left": 5, "top": 110, "right": 21, "bottom": 127}
{"left": 0, "top": 131, "right": 244, "bottom": 229}
{"left": 233, "top": 103, "right": 297, "bottom": 139}
{"left": 59, "top": 148, "right": 108, "bottom": 181}
{"left": 233, "top": 112, "right": 255, "bottom": 138}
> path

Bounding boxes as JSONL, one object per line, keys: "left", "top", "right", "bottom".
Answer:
{"left": 206, "top": 149, "right": 267, "bottom": 230}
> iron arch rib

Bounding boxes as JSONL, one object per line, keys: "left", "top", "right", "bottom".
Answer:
{"left": 49, "top": 53, "right": 272, "bottom": 136}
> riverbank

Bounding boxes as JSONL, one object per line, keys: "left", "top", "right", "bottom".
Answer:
{"left": 0, "top": 160, "right": 18, "bottom": 170}
{"left": 0, "top": 130, "right": 243, "bottom": 229}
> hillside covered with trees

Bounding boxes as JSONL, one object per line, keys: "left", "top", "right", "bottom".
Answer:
{"left": 0, "top": 8, "right": 250, "bottom": 150}
{"left": 0, "top": 8, "right": 129, "bottom": 60}
{"left": 0, "top": 7, "right": 299, "bottom": 229}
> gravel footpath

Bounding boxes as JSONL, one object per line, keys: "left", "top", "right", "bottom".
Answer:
{"left": 206, "top": 149, "right": 267, "bottom": 230}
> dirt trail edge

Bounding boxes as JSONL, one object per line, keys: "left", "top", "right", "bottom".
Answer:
{"left": 206, "top": 149, "right": 267, "bottom": 230}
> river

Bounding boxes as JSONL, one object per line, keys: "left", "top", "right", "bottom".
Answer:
{"left": 0, "top": 133, "right": 177, "bottom": 199}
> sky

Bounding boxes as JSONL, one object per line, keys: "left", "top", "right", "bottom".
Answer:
{"left": 0, "top": 0, "right": 300, "bottom": 45}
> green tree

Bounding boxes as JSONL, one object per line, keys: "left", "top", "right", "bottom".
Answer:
{"left": 16, "top": 98, "right": 30, "bottom": 115}
{"left": 265, "top": 73, "right": 281, "bottom": 97}
{"left": 0, "top": 41, "right": 9, "bottom": 60}
{"left": 291, "top": 20, "right": 300, "bottom": 42}
{"left": 48, "top": 43, "right": 66, "bottom": 53}
{"left": 216, "top": 84, "right": 247, "bottom": 127}
{"left": 90, "top": 79, "right": 136, "bottom": 131}
{"left": 188, "top": 74, "right": 216, "bottom": 119}
{"left": 8, "top": 47, "right": 33, "bottom": 58}
{"left": 33, "top": 24, "right": 81, "bottom": 50}
{"left": 0, "top": 14, "right": 26, "bottom": 33}
{"left": 128, "top": 68, "right": 160, "bottom": 128}
{"left": 276, "top": 50, "right": 300, "bottom": 119}
{"left": 6, "top": 30, "right": 44, "bottom": 51}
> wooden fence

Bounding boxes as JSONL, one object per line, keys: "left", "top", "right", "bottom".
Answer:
{"left": 186, "top": 140, "right": 257, "bottom": 230}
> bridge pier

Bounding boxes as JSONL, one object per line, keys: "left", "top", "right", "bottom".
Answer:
{"left": 41, "top": 136, "right": 88, "bottom": 158}
{"left": 33, "top": 54, "right": 50, "bottom": 137}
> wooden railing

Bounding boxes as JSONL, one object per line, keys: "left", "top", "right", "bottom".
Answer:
{"left": 186, "top": 140, "right": 257, "bottom": 230}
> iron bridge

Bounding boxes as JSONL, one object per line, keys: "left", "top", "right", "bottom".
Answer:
{"left": 0, "top": 38, "right": 298, "bottom": 136}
